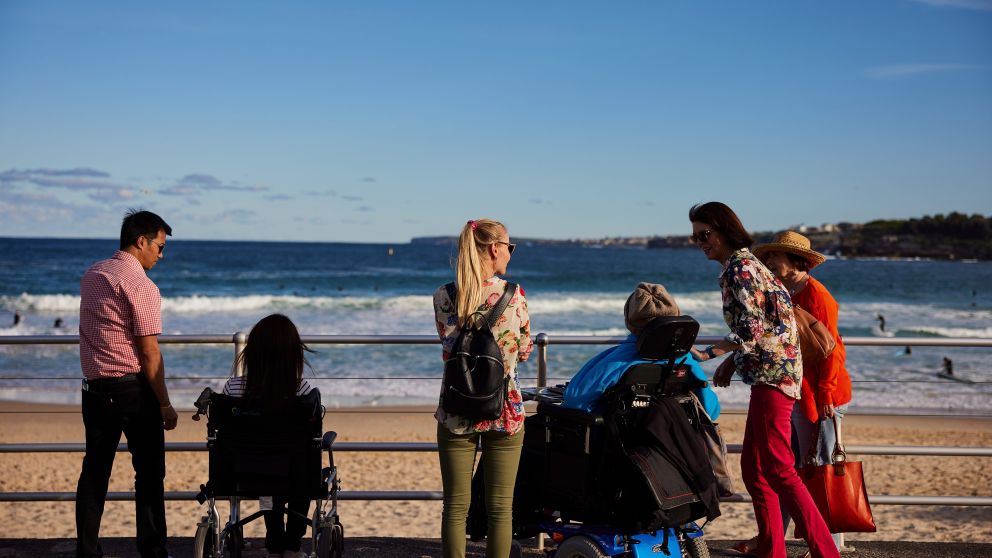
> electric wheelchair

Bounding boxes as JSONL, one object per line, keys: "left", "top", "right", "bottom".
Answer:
{"left": 191, "top": 388, "right": 343, "bottom": 558}
{"left": 510, "top": 316, "right": 720, "bottom": 557}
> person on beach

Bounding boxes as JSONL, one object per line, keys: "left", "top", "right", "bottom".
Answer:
{"left": 755, "top": 231, "right": 853, "bottom": 554}
{"left": 433, "top": 219, "right": 533, "bottom": 558}
{"left": 76, "top": 209, "right": 177, "bottom": 558}
{"left": 688, "top": 202, "right": 838, "bottom": 558}
{"left": 221, "top": 313, "right": 317, "bottom": 558}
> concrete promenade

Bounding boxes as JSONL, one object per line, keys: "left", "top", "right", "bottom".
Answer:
{"left": 1, "top": 537, "right": 990, "bottom": 557}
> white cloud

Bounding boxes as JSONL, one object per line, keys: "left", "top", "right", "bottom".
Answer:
{"left": 86, "top": 189, "right": 137, "bottom": 203}
{"left": 305, "top": 189, "right": 338, "bottom": 197}
{"left": 159, "top": 185, "right": 200, "bottom": 196}
{"left": 0, "top": 189, "right": 113, "bottom": 228}
{"left": 175, "top": 173, "right": 268, "bottom": 193}
{"left": 0, "top": 167, "right": 129, "bottom": 193}
{"left": 207, "top": 208, "right": 260, "bottom": 224}
{"left": 864, "top": 63, "right": 981, "bottom": 78}
{"left": 910, "top": 0, "right": 992, "bottom": 11}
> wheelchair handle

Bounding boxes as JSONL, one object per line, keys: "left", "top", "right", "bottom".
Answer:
{"left": 192, "top": 387, "right": 214, "bottom": 418}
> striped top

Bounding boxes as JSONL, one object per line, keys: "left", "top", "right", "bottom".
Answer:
{"left": 222, "top": 376, "right": 314, "bottom": 398}
{"left": 79, "top": 251, "right": 162, "bottom": 380}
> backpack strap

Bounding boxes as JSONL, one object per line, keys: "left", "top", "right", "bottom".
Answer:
{"left": 486, "top": 282, "right": 517, "bottom": 329}
{"left": 446, "top": 281, "right": 517, "bottom": 329}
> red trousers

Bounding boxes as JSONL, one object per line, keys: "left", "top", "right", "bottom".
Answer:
{"left": 741, "top": 385, "right": 839, "bottom": 558}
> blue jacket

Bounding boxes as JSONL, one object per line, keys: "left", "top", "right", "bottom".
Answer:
{"left": 562, "top": 335, "right": 720, "bottom": 420}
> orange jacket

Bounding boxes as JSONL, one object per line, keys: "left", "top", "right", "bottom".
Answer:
{"left": 793, "top": 276, "right": 852, "bottom": 422}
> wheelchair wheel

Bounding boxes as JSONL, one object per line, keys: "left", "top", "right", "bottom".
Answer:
{"left": 193, "top": 518, "right": 215, "bottom": 558}
{"left": 680, "top": 536, "right": 709, "bottom": 558}
{"left": 316, "top": 519, "right": 344, "bottom": 558}
{"left": 226, "top": 526, "right": 243, "bottom": 558}
{"left": 332, "top": 521, "right": 344, "bottom": 557}
{"left": 555, "top": 535, "right": 608, "bottom": 558}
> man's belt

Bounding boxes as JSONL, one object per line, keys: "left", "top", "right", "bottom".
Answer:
{"left": 82, "top": 374, "right": 141, "bottom": 392}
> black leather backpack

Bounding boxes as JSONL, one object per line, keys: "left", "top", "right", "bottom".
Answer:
{"left": 441, "top": 281, "right": 517, "bottom": 421}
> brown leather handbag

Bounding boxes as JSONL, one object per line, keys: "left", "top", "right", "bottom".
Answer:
{"left": 794, "top": 419, "right": 877, "bottom": 536}
{"left": 793, "top": 304, "right": 836, "bottom": 364}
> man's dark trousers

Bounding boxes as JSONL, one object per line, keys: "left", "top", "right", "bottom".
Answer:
{"left": 75, "top": 375, "right": 167, "bottom": 558}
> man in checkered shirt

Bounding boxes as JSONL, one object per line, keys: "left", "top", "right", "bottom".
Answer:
{"left": 76, "top": 210, "right": 178, "bottom": 558}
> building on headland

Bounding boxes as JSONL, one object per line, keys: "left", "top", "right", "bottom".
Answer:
{"left": 413, "top": 214, "right": 992, "bottom": 260}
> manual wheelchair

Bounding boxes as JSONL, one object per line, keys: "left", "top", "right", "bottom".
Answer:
{"left": 191, "top": 388, "right": 343, "bottom": 558}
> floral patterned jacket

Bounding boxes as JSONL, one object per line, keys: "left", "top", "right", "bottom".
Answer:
{"left": 720, "top": 248, "right": 803, "bottom": 399}
{"left": 433, "top": 276, "right": 533, "bottom": 435}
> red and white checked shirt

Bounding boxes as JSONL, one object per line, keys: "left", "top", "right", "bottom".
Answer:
{"left": 79, "top": 251, "right": 162, "bottom": 380}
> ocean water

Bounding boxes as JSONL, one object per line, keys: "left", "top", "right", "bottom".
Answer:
{"left": 1, "top": 237, "right": 990, "bottom": 414}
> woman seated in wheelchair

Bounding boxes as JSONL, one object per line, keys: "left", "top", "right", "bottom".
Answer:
{"left": 562, "top": 282, "right": 719, "bottom": 420}
{"left": 223, "top": 313, "right": 317, "bottom": 558}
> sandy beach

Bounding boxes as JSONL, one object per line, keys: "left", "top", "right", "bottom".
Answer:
{"left": 0, "top": 401, "right": 989, "bottom": 544}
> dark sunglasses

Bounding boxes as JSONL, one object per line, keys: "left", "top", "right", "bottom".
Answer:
{"left": 146, "top": 237, "right": 166, "bottom": 254}
{"left": 689, "top": 229, "right": 714, "bottom": 244}
{"left": 494, "top": 241, "right": 516, "bottom": 254}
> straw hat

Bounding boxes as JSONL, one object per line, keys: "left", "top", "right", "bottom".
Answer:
{"left": 624, "top": 283, "right": 680, "bottom": 335}
{"left": 753, "top": 231, "right": 826, "bottom": 269}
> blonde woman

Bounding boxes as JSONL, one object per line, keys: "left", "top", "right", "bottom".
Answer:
{"left": 432, "top": 219, "right": 533, "bottom": 558}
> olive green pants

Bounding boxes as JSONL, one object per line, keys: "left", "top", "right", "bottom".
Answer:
{"left": 437, "top": 423, "right": 524, "bottom": 558}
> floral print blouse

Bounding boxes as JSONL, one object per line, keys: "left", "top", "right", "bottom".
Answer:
{"left": 720, "top": 248, "right": 803, "bottom": 399}
{"left": 433, "top": 276, "right": 533, "bottom": 435}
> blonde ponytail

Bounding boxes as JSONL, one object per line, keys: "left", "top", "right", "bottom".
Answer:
{"left": 454, "top": 219, "right": 505, "bottom": 327}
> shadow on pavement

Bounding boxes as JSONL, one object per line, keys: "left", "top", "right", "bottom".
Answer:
{"left": 0, "top": 537, "right": 989, "bottom": 557}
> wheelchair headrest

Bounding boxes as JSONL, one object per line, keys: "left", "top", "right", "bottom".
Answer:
{"left": 635, "top": 315, "right": 700, "bottom": 360}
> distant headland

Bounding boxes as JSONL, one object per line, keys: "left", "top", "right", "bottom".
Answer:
{"left": 412, "top": 213, "right": 992, "bottom": 261}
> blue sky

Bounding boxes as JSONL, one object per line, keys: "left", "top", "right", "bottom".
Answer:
{"left": 1, "top": 1, "right": 990, "bottom": 242}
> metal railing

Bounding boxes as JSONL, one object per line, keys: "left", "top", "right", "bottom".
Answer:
{"left": 1, "top": 333, "right": 991, "bottom": 506}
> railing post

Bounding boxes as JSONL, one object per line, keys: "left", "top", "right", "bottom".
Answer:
{"left": 233, "top": 331, "right": 247, "bottom": 377}
{"left": 536, "top": 333, "right": 549, "bottom": 388}
{"left": 534, "top": 332, "right": 549, "bottom": 552}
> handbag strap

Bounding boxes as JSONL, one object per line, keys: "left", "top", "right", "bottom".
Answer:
{"left": 803, "top": 415, "right": 849, "bottom": 472}
{"left": 831, "top": 415, "right": 848, "bottom": 468}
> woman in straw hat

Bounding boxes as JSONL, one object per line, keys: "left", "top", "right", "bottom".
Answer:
{"left": 754, "top": 231, "right": 853, "bottom": 555}
{"left": 688, "top": 202, "right": 838, "bottom": 558}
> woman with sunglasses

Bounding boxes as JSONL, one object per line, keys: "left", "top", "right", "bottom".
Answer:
{"left": 688, "top": 202, "right": 838, "bottom": 558}
{"left": 432, "top": 218, "right": 533, "bottom": 558}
